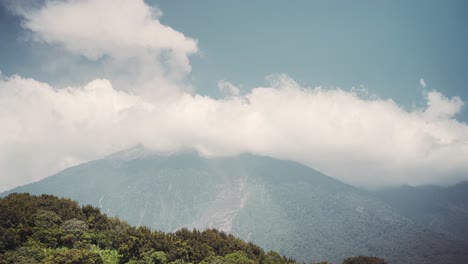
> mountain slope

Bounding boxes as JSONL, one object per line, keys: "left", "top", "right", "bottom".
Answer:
{"left": 3, "top": 147, "right": 468, "bottom": 263}
{"left": 371, "top": 182, "right": 468, "bottom": 242}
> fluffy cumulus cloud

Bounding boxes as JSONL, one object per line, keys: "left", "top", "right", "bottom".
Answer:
{"left": 1, "top": 73, "right": 468, "bottom": 191}
{"left": 19, "top": 0, "right": 197, "bottom": 63}
{"left": 12, "top": 0, "right": 198, "bottom": 97}
{"left": 1, "top": 0, "right": 468, "bottom": 191}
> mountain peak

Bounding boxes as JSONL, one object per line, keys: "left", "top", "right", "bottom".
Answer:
{"left": 105, "top": 145, "right": 208, "bottom": 161}
{"left": 105, "top": 145, "right": 154, "bottom": 161}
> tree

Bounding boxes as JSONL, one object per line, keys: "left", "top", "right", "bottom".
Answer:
{"left": 34, "top": 210, "right": 62, "bottom": 229}
{"left": 43, "top": 248, "right": 103, "bottom": 264}
{"left": 342, "top": 256, "right": 388, "bottom": 264}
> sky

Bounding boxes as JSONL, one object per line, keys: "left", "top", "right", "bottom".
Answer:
{"left": 0, "top": 0, "right": 468, "bottom": 191}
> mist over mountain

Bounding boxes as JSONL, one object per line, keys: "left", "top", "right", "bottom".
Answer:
{"left": 3, "top": 146, "right": 468, "bottom": 264}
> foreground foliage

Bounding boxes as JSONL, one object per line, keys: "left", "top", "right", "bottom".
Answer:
{"left": 0, "top": 193, "right": 386, "bottom": 264}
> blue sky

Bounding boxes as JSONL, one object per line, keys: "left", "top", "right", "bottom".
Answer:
{"left": 2, "top": 0, "right": 467, "bottom": 118}
{"left": 1, "top": 0, "right": 468, "bottom": 190}
{"left": 157, "top": 0, "right": 468, "bottom": 118}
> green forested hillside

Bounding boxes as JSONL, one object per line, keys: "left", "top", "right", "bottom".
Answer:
{"left": 0, "top": 193, "right": 292, "bottom": 264}
{"left": 371, "top": 182, "right": 468, "bottom": 242}
{"left": 0, "top": 193, "right": 387, "bottom": 264}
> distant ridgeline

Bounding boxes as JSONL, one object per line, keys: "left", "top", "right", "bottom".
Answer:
{"left": 0, "top": 193, "right": 386, "bottom": 264}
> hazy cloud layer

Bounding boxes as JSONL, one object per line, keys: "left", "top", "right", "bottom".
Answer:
{"left": 1, "top": 0, "right": 468, "bottom": 191}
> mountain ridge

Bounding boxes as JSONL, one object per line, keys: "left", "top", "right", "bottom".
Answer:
{"left": 370, "top": 181, "right": 468, "bottom": 243}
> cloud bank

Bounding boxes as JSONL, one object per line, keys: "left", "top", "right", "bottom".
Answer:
{"left": 1, "top": 73, "right": 468, "bottom": 191}
{"left": 1, "top": 0, "right": 468, "bottom": 191}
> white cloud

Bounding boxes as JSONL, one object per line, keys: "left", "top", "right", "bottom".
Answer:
{"left": 1, "top": 73, "right": 468, "bottom": 191}
{"left": 1, "top": 0, "right": 468, "bottom": 192}
{"left": 420, "top": 78, "right": 427, "bottom": 88}
{"left": 13, "top": 0, "right": 198, "bottom": 96}
{"left": 424, "top": 90, "right": 463, "bottom": 120}
{"left": 20, "top": 0, "right": 197, "bottom": 63}
{"left": 218, "top": 80, "right": 240, "bottom": 96}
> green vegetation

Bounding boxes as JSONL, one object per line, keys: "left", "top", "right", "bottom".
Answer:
{"left": 0, "top": 193, "right": 388, "bottom": 264}
{"left": 342, "top": 256, "right": 387, "bottom": 264}
{"left": 0, "top": 193, "right": 295, "bottom": 264}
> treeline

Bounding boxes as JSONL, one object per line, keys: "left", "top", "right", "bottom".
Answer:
{"left": 0, "top": 193, "right": 386, "bottom": 264}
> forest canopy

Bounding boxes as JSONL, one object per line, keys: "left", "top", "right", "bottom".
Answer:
{"left": 0, "top": 193, "right": 386, "bottom": 264}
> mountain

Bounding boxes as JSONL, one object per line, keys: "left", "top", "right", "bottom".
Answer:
{"left": 371, "top": 182, "right": 468, "bottom": 243}
{"left": 3, "top": 146, "right": 468, "bottom": 263}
